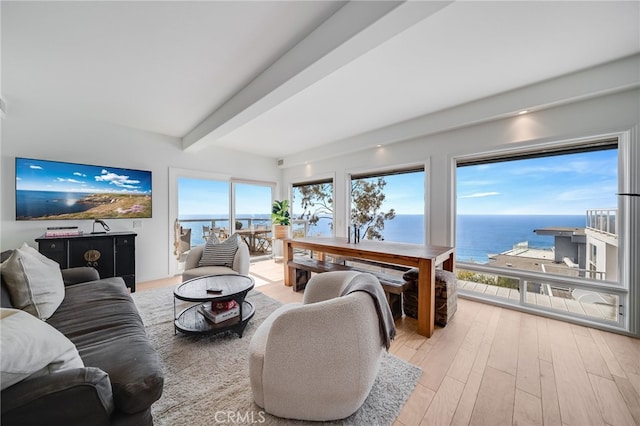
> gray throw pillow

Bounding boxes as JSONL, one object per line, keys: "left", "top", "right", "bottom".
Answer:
{"left": 1, "top": 243, "right": 64, "bottom": 320}
{"left": 199, "top": 234, "right": 238, "bottom": 268}
{"left": 0, "top": 308, "right": 84, "bottom": 390}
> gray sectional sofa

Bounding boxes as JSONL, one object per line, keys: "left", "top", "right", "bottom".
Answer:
{"left": 1, "top": 249, "right": 164, "bottom": 425}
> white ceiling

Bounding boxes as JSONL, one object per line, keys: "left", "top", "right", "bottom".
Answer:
{"left": 3, "top": 1, "right": 639, "bottom": 159}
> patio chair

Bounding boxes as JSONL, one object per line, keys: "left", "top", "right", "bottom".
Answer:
{"left": 255, "top": 225, "right": 272, "bottom": 253}
{"left": 202, "top": 225, "right": 211, "bottom": 240}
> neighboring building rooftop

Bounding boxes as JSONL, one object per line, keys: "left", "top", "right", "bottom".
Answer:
{"left": 532, "top": 227, "right": 585, "bottom": 237}
{"left": 488, "top": 243, "right": 582, "bottom": 277}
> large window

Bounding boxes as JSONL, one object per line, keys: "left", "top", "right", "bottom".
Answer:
{"left": 455, "top": 140, "right": 624, "bottom": 326}
{"left": 292, "top": 179, "right": 334, "bottom": 237}
{"left": 349, "top": 167, "right": 425, "bottom": 243}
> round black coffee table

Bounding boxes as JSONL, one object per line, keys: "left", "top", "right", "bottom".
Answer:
{"left": 173, "top": 274, "right": 255, "bottom": 338}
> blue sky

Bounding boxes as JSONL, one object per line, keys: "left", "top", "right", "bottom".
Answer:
{"left": 178, "top": 148, "right": 617, "bottom": 217}
{"left": 179, "top": 178, "right": 229, "bottom": 216}
{"left": 457, "top": 149, "right": 618, "bottom": 215}
{"left": 375, "top": 171, "right": 425, "bottom": 215}
{"left": 16, "top": 158, "right": 152, "bottom": 194}
{"left": 178, "top": 178, "right": 272, "bottom": 216}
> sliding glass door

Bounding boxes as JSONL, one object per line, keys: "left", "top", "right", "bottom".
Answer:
{"left": 233, "top": 182, "right": 273, "bottom": 256}
{"left": 178, "top": 177, "right": 230, "bottom": 246}
{"left": 169, "top": 168, "right": 275, "bottom": 276}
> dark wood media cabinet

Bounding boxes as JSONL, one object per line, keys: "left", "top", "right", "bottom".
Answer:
{"left": 36, "top": 232, "right": 137, "bottom": 292}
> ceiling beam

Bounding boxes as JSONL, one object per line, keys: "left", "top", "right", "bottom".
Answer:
{"left": 181, "top": 0, "right": 453, "bottom": 152}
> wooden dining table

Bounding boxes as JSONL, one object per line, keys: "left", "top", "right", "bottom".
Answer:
{"left": 283, "top": 236, "right": 455, "bottom": 337}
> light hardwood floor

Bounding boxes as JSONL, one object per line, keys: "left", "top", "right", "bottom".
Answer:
{"left": 138, "top": 260, "right": 640, "bottom": 426}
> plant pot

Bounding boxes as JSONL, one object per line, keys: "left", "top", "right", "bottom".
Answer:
{"left": 273, "top": 225, "right": 291, "bottom": 240}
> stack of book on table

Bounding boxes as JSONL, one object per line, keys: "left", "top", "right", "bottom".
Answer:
{"left": 45, "top": 226, "right": 83, "bottom": 237}
{"left": 198, "top": 300, "right": 239, "bottom": 324}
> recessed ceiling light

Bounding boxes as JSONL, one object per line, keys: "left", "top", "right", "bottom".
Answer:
{"left": 376, "top": 144, "right": 383, "bottom": 148}
{"left": 518, "top": 110, "right": 529, "bottom": 115}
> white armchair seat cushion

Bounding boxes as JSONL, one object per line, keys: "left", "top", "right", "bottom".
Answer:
{"left": 181, "top": 235, "right": 250, "bottom": 281}
{"left": 182, "top": 266, "right": 239, "bottom": 281}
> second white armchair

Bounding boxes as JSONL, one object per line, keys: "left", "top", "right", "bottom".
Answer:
{"left": 181, "top": 236, "right": 250, "bottom": 281}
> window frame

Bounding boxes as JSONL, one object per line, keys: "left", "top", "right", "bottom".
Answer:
{"left": 452, "top": 133, "right": 635, "bottom": 333}
{"left": 347, "top": 163, "right": 428, "bottom": 243}
{"left": 291, "top": 177, "right": 335, "bottom": 238}
{"left": 231, "top": 179, "right": 276, "bottom": 233}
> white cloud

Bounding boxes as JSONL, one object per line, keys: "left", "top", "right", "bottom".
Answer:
{"left": 95, "top": 170, "right": 141, "bottom": 189}
{"left": 459, "top": 192, "right": 500, "bottom": 199}
{"left": 29, "top": 165, "right": 43, "bottom": 170}
{"left": 555, "top": 185, "right": 617, "bottom": 202}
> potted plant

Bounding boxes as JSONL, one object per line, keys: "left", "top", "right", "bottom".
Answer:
{"left": 271, "top": 199, "right": 291, "bottom": 239}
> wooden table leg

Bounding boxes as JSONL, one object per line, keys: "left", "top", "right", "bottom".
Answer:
{"left": 284, "top": 240, "right": 294, "bottom": 287}
{"left": 443, "top": 252, "right": 455, "bottom": 272}
{"left": 416, "top": 258, "right": 435, "bottom": 337}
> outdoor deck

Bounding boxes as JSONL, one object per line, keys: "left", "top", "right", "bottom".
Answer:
{"left": 457, "top": 279, "right": 618, "bottom": 321}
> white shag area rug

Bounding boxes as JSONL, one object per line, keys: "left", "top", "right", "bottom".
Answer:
{"left": 132, "top": 285, "right": 421, "bottom": 426}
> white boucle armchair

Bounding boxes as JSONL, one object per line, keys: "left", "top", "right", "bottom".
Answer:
{"left": 181, "top": 241, "right": 250, "bottom": 282}
{"left": 248, "top": 271, "right": 385, "bottom": 421}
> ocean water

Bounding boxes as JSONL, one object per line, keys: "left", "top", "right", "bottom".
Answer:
{"left": 455, "top": 214, "right": 584, "bottom": 263}
{"left": 179, "top": 213, "right": 585, "bottom": 264}
{"left": 305, "top": 214, "right": 585, "bottom": 264}
{"left": 16, "top": 190, "right": 94, "bottom": 218}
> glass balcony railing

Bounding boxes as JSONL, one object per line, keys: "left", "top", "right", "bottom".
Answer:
{"left": 178, "top": 217, "right": 273, "bottom": 257}
{"left": 456, "top": 263, "right": 625, "bottom": 327}
{"left": 586, "top": 209, "right": 617, "bottom": 237}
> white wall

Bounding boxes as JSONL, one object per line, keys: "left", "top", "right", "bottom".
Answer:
{"left": 1, "top": 104, "right": 279, "bottom": 282}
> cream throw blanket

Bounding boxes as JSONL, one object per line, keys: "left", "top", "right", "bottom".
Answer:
{"left": 340, "top": 273, "right": 397, "bottom": 350}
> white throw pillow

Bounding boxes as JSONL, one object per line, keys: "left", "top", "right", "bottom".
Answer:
{"left": 0, "top": 308, "right": 84, "bottom": 390}
{"left": 0, "top": 243, "right": 65, "bottom": 320}
{"left": 199, "top": 234, "right": 238, "bottom": 268}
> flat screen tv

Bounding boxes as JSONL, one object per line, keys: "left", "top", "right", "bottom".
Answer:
{"left": 15, "top": 157, "right": 152, "bottom": 220}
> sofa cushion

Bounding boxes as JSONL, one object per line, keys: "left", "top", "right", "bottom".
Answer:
{"left": 47, "top": 278, "right": 164, "bottom": 414}
{"left": 199, "top": 233, "right": 238, "bottom": 268}
{"left": 0, "top": 308, "right": 84, "bottom": 390}
{"left": 1, "top": 243, "right": 64, "bottom": 320}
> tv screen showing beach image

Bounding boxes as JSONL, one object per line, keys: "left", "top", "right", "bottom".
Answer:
{"left": 15, "top": 157, "right": 152, "bottom": 220}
